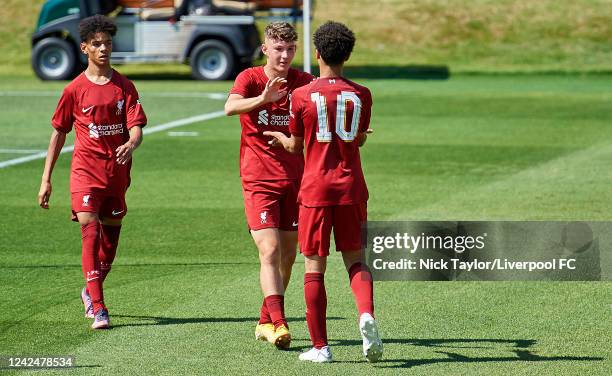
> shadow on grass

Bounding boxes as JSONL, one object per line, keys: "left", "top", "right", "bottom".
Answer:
{"left": 296, "top": 338, "right": 604, "bottom": 368}
{"left": 122, "top": 64, "right": 450, "bottom": 81}
{"left": 341, "top": 65, "right": 450, "bottom": 80}
{"left": 111, "top": 314, "right": 344, "bottom": 328}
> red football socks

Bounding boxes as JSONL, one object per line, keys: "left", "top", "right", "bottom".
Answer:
{"left": 265, "top": 295, "right": 287, "bottom": 329}
{"left": 81, "top": 222, "right": 105, "bottom": 313}
{"left": 304, "top": 272, "right": 328, "bottom": 349}
{"left": 348, "top": 262, "right": 374, "bottom": 317}
{"left": 99, "top": 224, "right": 121, "bottom": 283}
{"left": 259, "top": 299, "right": 271, "bottom": 324}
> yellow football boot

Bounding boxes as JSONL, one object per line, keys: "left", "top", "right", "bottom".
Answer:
{"left": 255, "top": 323, "right": 276, "bottom": 342}
{"left": 273, "top": 324, "right": 292, "bottom": 350}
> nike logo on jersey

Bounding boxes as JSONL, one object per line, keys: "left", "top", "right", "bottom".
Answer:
{"left": 82, "top": 105, "right": 94, "bottom": 113}
{"left": 111, "top": 210, "right": 124, "bottom": 216}
{"left": 292, "top": 221, "right": 298, "bottom": 227}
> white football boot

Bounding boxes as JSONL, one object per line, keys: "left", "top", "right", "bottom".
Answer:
{"left": 298, "top": 346, "right": 332, "bottom": 363}
{"left": 359, "top": 313, "right": 383, "bottom": 362}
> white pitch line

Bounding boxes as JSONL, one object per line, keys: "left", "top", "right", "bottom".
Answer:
{"left": 0, "top": 148, "right": 46, "bottom": 154}
{"left": 142, "top": 110, "right": 225, "bottom": 134}
{"left": 0, "top": 147, "right": 73, "bottom": 169}
{"left": 0, "top": 110, "right": 226, "bottom": 169}
{"left": 168, "top": 131, "right": 199, "bottom": 137}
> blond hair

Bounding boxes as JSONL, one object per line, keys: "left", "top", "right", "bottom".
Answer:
{"left": 264, "top": 22, "right": 298, "bottom": 42}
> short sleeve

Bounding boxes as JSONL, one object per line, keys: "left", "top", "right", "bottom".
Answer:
{"left": 289, "top": 91, "right": 304, "bottom": 137}
{"left": 359, "top": 88, "right": 372, "bottom": 133}
{"left": 229, "top": 69, "right": 253, "bottom": 97}
{"left": 51, "top": 88, "right": 74, "bottom": 133}
{"left": 125, "top": 79, "right": 147, "bottom": 129}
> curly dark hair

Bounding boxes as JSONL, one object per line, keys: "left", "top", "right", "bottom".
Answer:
{"left": 79, "top": 15, "right": 117, "bottom": 43}
{"left": 313, "top": 21, "right": 355, "bottom": 66}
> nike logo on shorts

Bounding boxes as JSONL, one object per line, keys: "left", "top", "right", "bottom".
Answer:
{"left": 292, "top": 221, "right": 298, "bottom": 227}
{"left": 112, "top": 210, "right": 124, "bottom": 216}
{"left": 82, "top": 105, "right": 94, "bottom": 113}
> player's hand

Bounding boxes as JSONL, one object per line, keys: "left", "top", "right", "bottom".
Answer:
{"left": 263, "top": 131, "right": 288, "bottom": 147}
{"left": 358, "top": 129, "right": 373, "bottom": 147}
{"left": 261, "top": 77, "right": 288, "bottom": 104}
{"left": 38, "top": 181, "right": 52, "bottom": 209}
{"left": 116, "top": 141, "right": 135, "bottom": 165}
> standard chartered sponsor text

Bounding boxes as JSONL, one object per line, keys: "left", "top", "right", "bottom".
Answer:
{"left": 91, "top": 123, "right": 124, "bottom": 136}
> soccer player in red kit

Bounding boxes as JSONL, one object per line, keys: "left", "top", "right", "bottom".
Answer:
{"left": 37, "top": 15, "right": 147, "bottom": 329}
{"left": 264, "top": 21, "right": 383, "bottom": 363}
{"left": 224, "top": 22, "right": 314, "bottom": 349}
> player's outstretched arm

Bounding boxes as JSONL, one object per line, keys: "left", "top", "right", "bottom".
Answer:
{"left": 116, "top": 126, "right": 143, "bottom": 165}
{"left": 263, "top": 131, "right": 303, "bottom": 154}
{"left": 224, "top": 77, "right": 288, "bottom": 116}
{"left": 38, "top": 129, "right": 67, "bottom": 209}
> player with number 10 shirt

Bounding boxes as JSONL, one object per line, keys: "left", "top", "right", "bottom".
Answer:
{"left": 290, "top": 79, "right": 372, "bottom": 207}
{"left": 264, "top": 21, "right": 383, "bottom": 363}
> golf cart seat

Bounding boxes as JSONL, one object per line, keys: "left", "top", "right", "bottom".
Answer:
{"left": 211, "top": 0, "right": 256, "bottom": 15}
{"left": 117, "top": 0, "right": 182, "bottom": 20}
{"left": 139, "top": 0, "right": 183, "bottom": 20}
{"left": 254, "top": 0, "right": 303, "bottom": 9}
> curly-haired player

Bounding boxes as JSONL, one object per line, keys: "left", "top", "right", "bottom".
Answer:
{"left": 38, "top": 15, "right": 147, "bottom": 329}
{"left": 264, "top": 21, "right": 383, "bottom": 363}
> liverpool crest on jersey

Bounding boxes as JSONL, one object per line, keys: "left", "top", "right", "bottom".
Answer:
{"left": 116, "top": 99, "right": 125, "bottom": 115}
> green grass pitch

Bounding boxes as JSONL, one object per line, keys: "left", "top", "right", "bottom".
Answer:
{"left": 0, "top": 74, "right": 610, "bottom": 375}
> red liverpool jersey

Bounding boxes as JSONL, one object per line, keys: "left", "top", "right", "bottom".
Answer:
{"left": 229, "top": 66, "right": 314, "bottom": 181}
{"left": 289, "top": 77, "right": 372, "bottom": 206}
{"left": 51, "top": 70, "right": 147, "bottom": 194}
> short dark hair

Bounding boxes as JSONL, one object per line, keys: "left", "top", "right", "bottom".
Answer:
{"left": 313, "top": 21, "right": 355, "bottom": 65}
{"left": 79, "top": 15, "right": 117, "bottom": 43}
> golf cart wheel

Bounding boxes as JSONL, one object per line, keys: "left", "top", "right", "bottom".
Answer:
{"left": 32, "top": 37, "right": 77, "bottom": 80}
{"left": 190, "top": 40, "right": 235, "bottom": 81}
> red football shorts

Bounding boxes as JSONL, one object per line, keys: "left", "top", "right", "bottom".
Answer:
{"left": 242, "top": 179, "right": 300, "bottom": 231}
{"left": 298, "top": 203, "right": 367, "bottom": 257}
{"left": 71, "top": 191, "right": 127, "bottom": 222}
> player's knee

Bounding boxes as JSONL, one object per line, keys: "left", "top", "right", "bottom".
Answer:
{"left": 100, "top": 218, "right": 122, "bottom": 226}
{"left": 258, "top": 245, "right": 281, "bottom": 265}
{"left": 342, "top": 249, "right": 362, "bottom": 268}
{"left": 281, "top": 249, "right": 297, "bottom": 267}
{"left": 304, "top": 256, "right": 326, "bottom": 273}
{"left": 77, "top": 212, "right": 99, "bottom": 226}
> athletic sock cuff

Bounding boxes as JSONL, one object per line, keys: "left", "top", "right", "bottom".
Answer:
{"left": 304, "top": 272, "right": 324, "bottom": 284}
